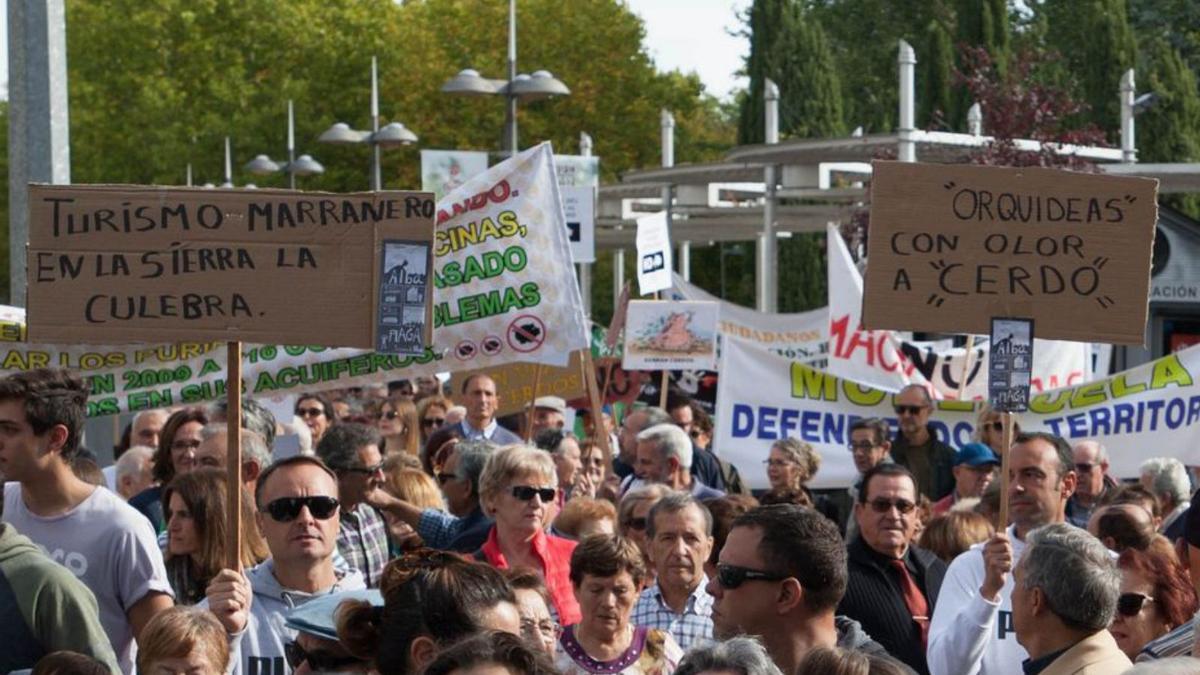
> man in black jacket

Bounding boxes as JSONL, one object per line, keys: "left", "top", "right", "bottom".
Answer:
{"left": 838, "top": 463, "right": 947, "bottom": 675}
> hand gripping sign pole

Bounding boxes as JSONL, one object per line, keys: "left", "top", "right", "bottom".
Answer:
{"left": 226, "top": 341, "right": 243, "bottom": 570}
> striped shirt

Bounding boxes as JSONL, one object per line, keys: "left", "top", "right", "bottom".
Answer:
{"left": 1136, "top": 618, "right": 1193, "bottom": 661}
{"left": 630, "top": 576, "right": 714, "bottom": 650}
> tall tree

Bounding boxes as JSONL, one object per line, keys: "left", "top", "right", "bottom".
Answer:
{"left": 920, "top": 19, "right": 955, "bottom": 129}
{"left": 1139, "top": 38, "right": 1200, "bottom": 216}
{"left": 737, "top": 0, "right": 792, "bottom": 143}
{"left": 773, "top": 7, "right": 846, "bottom": 138}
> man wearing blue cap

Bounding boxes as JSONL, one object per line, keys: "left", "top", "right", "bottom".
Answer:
{"left": 931, "top": 443, "right": 1000, "bottom": 516}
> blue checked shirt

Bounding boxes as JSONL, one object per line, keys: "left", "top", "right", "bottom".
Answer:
{"left": 630, "top": 575, "right": 715, "bottom": 650}
{"left": 416, "top": 508, "right": 462, "bottom": 549}
{"left": 336, "top": 503, "right": 390, "bottom": 588}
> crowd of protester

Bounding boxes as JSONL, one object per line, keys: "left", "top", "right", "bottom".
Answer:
{"left": 2, "top": 373, "right": 1199, "bottom": 675}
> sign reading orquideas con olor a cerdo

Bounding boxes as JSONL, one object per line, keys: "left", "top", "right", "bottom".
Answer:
{"left": 862, "top": 161, "right": 1159, "bottom": 346}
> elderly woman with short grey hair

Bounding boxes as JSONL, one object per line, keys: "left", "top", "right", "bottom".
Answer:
{"left": 1139, "top": 457, "right": 1192, "bottom": 536}
{"left": 764, "top": 437, "right": 821, "bottom": 493}
{"left": 1012, "top": 522, "right": 1130, "bottom": 673}
{"left": 674, "top": 637, "right": 782, "bottom": 675}
{"left": 617, "top": 484, "right": 672, "bottom": 579}
{"left": 477, "top": 444, "right": 580, "bottom": 625}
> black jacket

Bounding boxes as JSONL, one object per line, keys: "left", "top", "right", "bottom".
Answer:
{"left": 837, "top": 537, "right": 947, "bottom": 675}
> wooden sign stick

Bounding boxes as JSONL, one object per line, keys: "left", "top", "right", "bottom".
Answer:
{"left": 225, "top": 341, "right": 243, "bottom": 571}
{"left": 525, "top": 364, "right": 544, "bottom": 443}
{"left": 957, "top": 335, "right": 975, "bottom": 400}
{"left": 581, "top": 350, "right": 614, "bottom": 478}
{"left": 996, "top": 411, "right": 1016, "bottom": 532}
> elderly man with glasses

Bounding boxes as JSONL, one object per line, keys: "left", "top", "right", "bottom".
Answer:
{"left": 1066, "top": 440, "right": 1118, "bottom": 528}
{"left": 889, "top": 385, "right": 957, "bottom": 501}
{"left": 314, "top": 424, "right": 389, "bottom": 588}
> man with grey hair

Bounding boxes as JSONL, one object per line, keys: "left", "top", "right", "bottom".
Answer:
{"left": 207, "top": 397, "right": 277, "bottom": 448}
{"left": 636, "top": 424, "right": 724, "bottom": 500}
{"left": 1066, "top": 440, "right": 1117, "bottom": 528}
{"left": 632, "top": 491, "right": 715, "bottom": 649}
{"left": 1011, "top": 523, "right": 1130, "bottom": 673}
{"left": 1140, "top": 457, "right": 1192, "bottom": 539}
{"left": 314, "top": 424, "right": 388, "bottom": 588}
{"left": 365, "top": 438, "right": 497, "bottom": 553}
{"left": 674, "top": 637, "right": 783, "bottom": 675}
{"left": 890, "top": 384, "right": 956, "bottom": 501}
{"left": 114, "top": 445, "right": 155, "bottom": 500}
{"left": 616, "top": 406, "right": 674, "bottom": 479}
{"left": 928, "top": 431, "right": 1077, "bottom": 675}
{"left": 195, "top": 424, "right": 273, "bottom": 496}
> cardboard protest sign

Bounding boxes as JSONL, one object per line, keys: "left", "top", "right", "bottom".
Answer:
{"left": 667, "top": 273, "right": 827, "bottom": 367}
{"left": 827, "top": 224, "right": 1089, "bottom": 398}
{"left": 26, "top": 185, "right": 435, "bottom": 348}
{"left": 715, "top": 336, "right": 1200, "bottom": 489}
{"left": 432, "top": 143, "right": 590, "bottom": 369}
{"left": 635, "top": 212, "right": 672, "bottom": 295}
{"left": 622, "top": 300, "right": 719, "bottom": 371}
{"left": 458, "top": 351, "right": 588, "bottom": 417}
{"left": 863, "top": 161, "right": 1159, "bottom": 344}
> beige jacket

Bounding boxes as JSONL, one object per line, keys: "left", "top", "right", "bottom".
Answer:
{"left": 1040, "top": 631, "right": 1133, "bottom": 675}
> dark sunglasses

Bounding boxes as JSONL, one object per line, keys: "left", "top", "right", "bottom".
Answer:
{"left": 284, "top": 641, "right": 362, "bottom": 671}
{"left": 296, "top": 407, "right": 326, "bottom": 418}
{"left": 511, "top": 485, "right": 556, "bottom": 502}
{"left": 984, "top": 421, "right": 1004, "bottom": 432}
{"left": 436, "top": 472, "right": 457, "bottom": 485}
{"left": 868, "top": 497, "right": 917, "bottom": 514}
{"left": 894, "top": 404, "right": 927, "bottom": 416}
{"left": 688, "top": 427, "right": 703, "bottom": 439}
{"left": 336, "top": 461, "right": 384, "bottom": 476}
{"left": 422, "top": 417, "right": 446, "bottom": 427}
{"left": 622, "top": 516, "right": 647, "bottom": 531}
{"left": 1075, "top": 462, "right": 1096, "bottom": 473}
{"left": 381, "top": 410, "right": 400, "bottom": 420}
{"left": 1116, "top": 592, "right": 1155, "bottom": 617}
{"left": 716, "top": 563, "right": 788, "bottom": 589}
{"left": 262, "top": 496, "right": 340, "bottom": 523}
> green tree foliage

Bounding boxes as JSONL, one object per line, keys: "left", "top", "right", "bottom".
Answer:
{"left": 774, "top": 9, "right": 845, "bottom": 139}
{"left": 737, "top": 0, "right": 791, "bottom": 144}
{"left": 920, "top": 20, "right": 955, "bottom": 129}
{"left": 1139, "top": 38, "right": 1200, "bottom": 216}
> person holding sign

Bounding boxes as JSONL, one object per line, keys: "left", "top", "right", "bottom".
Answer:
{"left": 927, "top": 432, "right": 1077, "bottom": 675}
{"left": 0, "top": 368, "right": 175, "bottom": 674}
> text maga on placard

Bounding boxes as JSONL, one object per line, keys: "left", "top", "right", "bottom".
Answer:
{"left": 862, "top": 161, "right": 1158, "bottom": 345}
{"left": 26, "top": 185, "right": 435, "bottom": 347}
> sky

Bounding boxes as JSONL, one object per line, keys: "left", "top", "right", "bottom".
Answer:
{"left": 1, "top": 1, "right": 750, "bottom": 103}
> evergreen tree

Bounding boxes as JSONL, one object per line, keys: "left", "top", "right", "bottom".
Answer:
{"left": 955, "top": 0, "right": 1009, "bottom": 75}
{"left": 920, "top": 19, "right": 955, "bottom": 128}
{"left": 773, "top": 8, "right": 846, "bottom": 138}
{"left": 738, "top": 0, "right": 791, "bottom": 144}
{"left": 1139, "top": 38, "right": 1200, "bottom": 216}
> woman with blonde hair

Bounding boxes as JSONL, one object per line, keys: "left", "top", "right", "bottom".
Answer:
{"left": 136, "top": 606, "right": 230, "bottom": 675}
{"left": 418, "top": 395, "right": 453, "bottom": 445}
{"left": 162, "top": 468, "right": 269, "bottom": 604}
{"left": 973, "top": 404, "right": 1019, "bottom": 457}
{"left": 477, "top": 444, "right": 581, "bottom": 624}
{"left": 378, "top": 397, "right": 421, "bottom": 457}
{"left": 555, "top": 497, "right": 617, "bottom": 540}
{"left": 382, "top": 467, "right": 445, "bottom": 551}
{"left": 919, "top": 510, "right": 996, "bottom": 564}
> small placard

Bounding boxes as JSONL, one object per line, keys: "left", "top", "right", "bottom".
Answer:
{"left": 376, "top": 240, "right": 431, "bottom": 355}
{"left": 989, "top": 317, "right": 1034, "bottom": 412}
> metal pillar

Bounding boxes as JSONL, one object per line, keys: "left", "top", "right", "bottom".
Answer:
{"left": 1120, "top": 69, "right": 1136, "bottom": 164}
{"left": 578, "top": 131, "right": 593, "bottom": 317}
{"left": 758, "top": 79, "right": 779, "bottom": 312}
{"left": 661, "top": 109, "right": 678, "bottom": 280}
{"left": 504, "top": 0, "right": 519, "bottom": 156}
{"left": 370, "top": 56, "right": 382, "bottom": 190}
{"left": 897, "top": 40, "right": 916, "bottom": 163}
{"left": 967, "top": 103, "right": 983, "bottom": 137}
{"left": 9, "top": 0, "right": 71, "bottom": 305}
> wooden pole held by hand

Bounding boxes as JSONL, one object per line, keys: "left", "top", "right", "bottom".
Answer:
{"left": 226, "top": 341, "right": 243, "bottom": 571}
{"left": 525, "top": 364, "right": 544, "bottom": 443}
{"left": 996, "top": 411, "right": 1015, "bottom": 532}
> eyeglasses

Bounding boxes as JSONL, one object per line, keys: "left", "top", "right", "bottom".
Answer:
{"left": 296, "top": 407, "right": 326, "bottom": 418}
{"left": 715, "top": 563, "right": 788, "bottom": 589}
{"left": 689, "top": 428, "right": 703, "bottom": 439}
{"left": 1074, "top": 462, "right": 1096, "bottom": 473}
{"left": 171, "top": 438, "right": 201, "bottom": 453}
{"left": 894, "top": 404, "right": 928, "bottom": 416}
{"left": 436, "top": 472, "right": 457, "bottom": 485}
{"left": 1116, "top": 592, "right": 1155, "bottom": 617}
{"left": 284, "top": 641, "right": 362, "bottom": 671}
{"left": 262, "top": 496, "right": 340, "bottom": 522}
{"left": 621, "top": 517, "right": 647, "bottom": 531}
{"left": 422, "top": 417, "right": 446, "bottom": 428}
{"left": 868, "top": 497, "right": 917, "bottom": 514}
{"left": 521, "top": 619, "right": 562, "bottom": 641}
{"left": 847, "top": 441, "right": 878, "bottom": 453}
{"left": 983, "top": 421, "right": 1004, "bottom": 432}
{"left": 511, "top": 485, "right": 556, "bottom": 502}
{"left": 382, "top": 410, "right": 399, "bottom": 420}
{"left": 335, "top": 461, "right": 384, "bottom": 476}
{"left": 763, "top": 458, "right": 796, "bottom": 468}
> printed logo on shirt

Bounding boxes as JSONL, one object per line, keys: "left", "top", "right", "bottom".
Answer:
{"left": 997, "top": 610, "right": 1014, "bottom": 640}
{"left": 42, "top": 546, "right": 89, "bottom": 576}
{"left": 248, "top": 656, "right": 286, "bottom": 675}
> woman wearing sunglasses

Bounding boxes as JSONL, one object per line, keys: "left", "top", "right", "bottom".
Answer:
{"left": 378, "top": 397, "right": 421, "bottom": 457}
{"left": 972, "top": 404, "right": 1019, "bottom": 457}
{"left": 477, "top": 445, "right": 582, "bottom": 625}
{"left": 557, "top": 534, "right": 682, "bottom": 675}
{"left": 1109, "top": 545, "right": 1198, "bottom": 659}
{"left": 418, "top": 395, "right": 453, "bottom": 446}
{"left": 295, "top": 393, "right": 337, "bottom": 445}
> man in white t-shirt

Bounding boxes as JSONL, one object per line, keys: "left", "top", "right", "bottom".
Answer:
{"left": 927, "top": 431, "right": 1077, "bottom": 675}
{"left": 0, "top": 368, "right": 174, "bottom": 674}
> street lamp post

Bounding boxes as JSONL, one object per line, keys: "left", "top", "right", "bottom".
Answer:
{"left": 245, "top": 100, "right": 325, "bottom": 188}
{"left": 440, "top": 0, "right": 569, "bottom": 156}
{"left": 319, "top": 56, "right": 418, "bottom": 190}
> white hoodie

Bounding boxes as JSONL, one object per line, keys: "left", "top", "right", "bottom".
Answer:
{"left": 202, "top": 559, "right": 366, "bottom": 675}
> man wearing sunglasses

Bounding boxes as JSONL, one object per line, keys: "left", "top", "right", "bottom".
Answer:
{"left": 928, "top": 432, "right": 1077, "bottom": 675}
{"left": 705, "top": 505, "right": 898, "bottom": 675}
{"left": 1010, "top": 523, "right": 1130, "bottom": 673}
{"left": 203, "top": 455, "right": 365, "bottom": 675}
{"left": 1065, "top": 440, "right": 1117, "bottom": 529}
{"left": 839, "top": 464, "right": 946, "bottom": 675}
{"left": 889, "top": 385, "right": 956, "bottom": 502}
{"left": 314, "top": 424, "right": 388, "bottom": 588}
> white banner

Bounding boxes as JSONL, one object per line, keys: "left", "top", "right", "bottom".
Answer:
{"left": 668, "top": 273, "right": 827, "bottom": 367}
{"left": 432, "top": 143, "right": 589, "bottom": 369}
{"left": 827, "top": 225, "right": 1090, "bottom": 399}
{"left": 716, "top": 336, "right": 1200, "bottom": 489}
{"left": 420, "top": 149, "right": 490, "bottom": 203}
{"left": 561, "top": 186, "right": 595, "bottom": 264}
{"left": 636, "top": 212, "right": 673, "bottom": 295}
